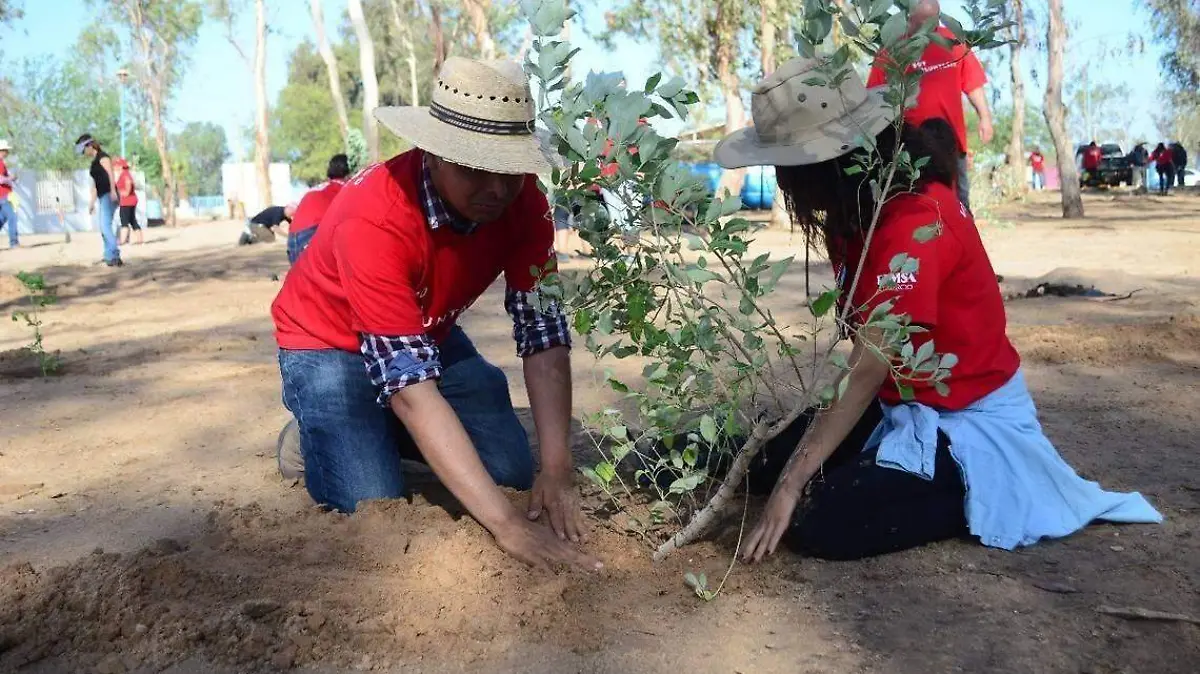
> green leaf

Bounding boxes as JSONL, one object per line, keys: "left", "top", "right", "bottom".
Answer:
{"left": 668, "top": 472, "right": 706, "bottom": 495}
{"left": 609, "top": 425, "right": 628, "bottom": 440}
{"left": 761, "top": 256, "right": 793, "bottom": 294}
{"left": 934, "top": 381, "right": 951, "bottom": 397}
{"left": 644, "top": 72, "right": 662, "bottom": 94}
{"left": 830, "top": 352, "right": 849, "bottom": 370}
{"left": 897, "top": 384, "right": 915, "bottom": 402}
{"left": 682, "top": 232, "right": 705, "bottom": 251}
{"left": 682, "top": 444, "right": 698, "bottom": 468}
{"left": 940, "top": 353, "right": 959, "bottom": 369}
{"left": 686, "top": 268, "right": 722, "bottom": 284}
{"left": 836, "top": 375, "right": 850, "bottom": 401}
{"left": 699, "top": 415, "right": 718, "bottom": 443}
{"left": 810, "top": 288, "right": 840, "bottom": 318}
{"left": 912, "top": 223, "right": 942, "bottom": 242}
{"left": 888, "top": 253, "right": 909, "bottom": 273}
{"left": 594, "top": 461, "right": 616, "bottom": 485}
{"left": 612, "top": 442, "right": 634, "bottom": 463}
{"left": 597, "top": 310, "right": 614, "bottom": 335}
{"left": 915, "top": 340, "right": 935, "bottom": 366}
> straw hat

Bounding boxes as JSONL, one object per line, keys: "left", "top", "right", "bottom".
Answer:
{"left": 0, "top": 139, "right": 11, "bottom": 151}
{"left": 715, "top": 57, "right": 896, "bottom": 168}
{"left": 374, "top": 57, "right": 551, "bottom": 175}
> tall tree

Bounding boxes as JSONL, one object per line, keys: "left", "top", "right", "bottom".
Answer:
{"left": 172, "top": 121, "right": 230, "bottom": 196}
{"left": 760, "top": 0, "right": 777, "bottom": 77}
{"left": 1142, "top": 0, "right": 1200, "bottom": 100}
{"left": 429, "top": 1, "right": 448, "bottom": 72}
{"left": 1043, "top": 0, "right": 1083, "bottom": 218}
{"left": 712, "top": 0, "right": 747, "bottom": 198}
{"left": 387, "top": 0, "right": 421, "bottom": 106}
{"left": 347, "top": 0, "right": 380, "bottom": 162}
{"left": 311, "top": 0, "right": 351, "bottom": 140}
{"left": 108, "top": 0, "right": 203, "bottom": 227}
{"left": 461, "top": 0, "right": 497, "bottom": 60}
{"left": 1005, "top": 0, "right": 1027, "bottom": 189}
{"left": 212, "top": 0, "right": 272, "bottom": 214}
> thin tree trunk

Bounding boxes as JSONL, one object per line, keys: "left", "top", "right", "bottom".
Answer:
{"left": 253, "top": 0, "right": 271, "bottom": 212}
{"left": 348, "top": 0, "right": 380, "bottom": 162}
{"left": 761, "top": 0, "right": 790, "bottom": 229}
{"left": 1043, "top": 0, "right": 1084, "bottom": 218}
{"left": 714, "top": 1, "right": 747, "bottom": 200}
{"left": 125, "top": 0, "right": 176, "bottom": 227}
{"left": 388, "top": 0, "right": 421, "bottom": 105}
{"left": 1005, "top": 0, "right": 1027, "bottom": 191}
{"left": 429, "top": 1, "right": 447, "bottom": 72}
{"left": 461, "top": 0, "right": 496, "bottom": 60}
{"left": 311, "top": 0, "right": 351, "bottom": 140}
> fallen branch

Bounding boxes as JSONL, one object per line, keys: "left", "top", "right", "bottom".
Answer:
{"left": 1103, "top": 289, "right": 1145, "bottom": 302}
{"left": 1095, "top": 605, "right": 1200, "bottom": 626}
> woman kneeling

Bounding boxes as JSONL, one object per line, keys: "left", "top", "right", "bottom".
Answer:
{"left": 713, "top": 58, "right": 1162, "bottom": 562}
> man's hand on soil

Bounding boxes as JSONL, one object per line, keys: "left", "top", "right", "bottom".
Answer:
{"left": 492, "top": 515, "right": 603, "bottom": 572}
{"left": 527, "top": 467, "right": 586, "bottom": 542}
{"left": 742, "top": 479, "right": 803, "bottom": 563}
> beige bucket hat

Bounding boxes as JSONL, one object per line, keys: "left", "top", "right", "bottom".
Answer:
{"left": 0, "top": 139, "right": 12, "bottom": 152}
{"left": 375, "top": 57, "right": 552, "bottom": 175}
{"left": 715, "top": 57, "right": 896, "bottom": 169}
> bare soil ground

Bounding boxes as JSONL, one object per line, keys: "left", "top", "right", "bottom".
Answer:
{"left": 1, "top": 189, "right": 1198, "bottom": 673}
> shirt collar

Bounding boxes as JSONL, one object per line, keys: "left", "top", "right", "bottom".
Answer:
{"left": 419, "top": 157, "right": 478, "bottom": 235}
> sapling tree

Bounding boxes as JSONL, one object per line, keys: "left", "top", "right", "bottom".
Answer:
{"left": 519, "top": 0, "right": 1009, "bottom": 562}
{"left": 10, "top": 272, "right": 61, "bottom": 376}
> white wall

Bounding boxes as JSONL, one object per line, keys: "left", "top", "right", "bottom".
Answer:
{"left": 221, "top": 162, "right": 294, "bottom": 216}
{"left": 11, "top": 168, "right": 147, "bottom": 235}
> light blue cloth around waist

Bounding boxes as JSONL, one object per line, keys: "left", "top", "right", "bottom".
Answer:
{"left": 867, "top": 369, "right": 1163, "bottom": 550}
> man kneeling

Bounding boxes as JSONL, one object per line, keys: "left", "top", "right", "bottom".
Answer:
{"left": 271, "top": 57, "right": 598, "bottom": 571}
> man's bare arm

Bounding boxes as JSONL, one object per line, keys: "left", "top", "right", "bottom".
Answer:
{"left": 967, "top": 87, "right": 994, "bottom": 144}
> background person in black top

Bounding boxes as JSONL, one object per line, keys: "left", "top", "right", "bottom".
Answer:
{"left": 1171, "top": 142, "right": 1188, "bottom": 187}
{"left": 75, "top": 133, "right": 122, "bottom": 266}
{"left": 238, "top": 204, "right": 294, "bottom": 246}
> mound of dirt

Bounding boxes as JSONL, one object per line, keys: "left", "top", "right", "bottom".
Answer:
{"left": 0, "top": 274, "right": 29, "bottom": 304}
{"left": 1010, "top": 315, "right": 1200, "bottom": 366}
{"left": 0, "top": 493, "right": 734, "bottom": 673}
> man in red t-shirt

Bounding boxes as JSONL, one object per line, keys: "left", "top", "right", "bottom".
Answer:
{"left": 272, "top": 57, "right": 599, "bottom": 572}
{"left": 286, "top": 153, "right": 350, "bottom": 264}
{"left": 0, "top": 139, "right": 18, "bottom": 248}
{"left": 1029, "top": 148, "right": 1046, "bottom": 190}
{"left": 867, "top": 0, "right": 993, "bottom": 211}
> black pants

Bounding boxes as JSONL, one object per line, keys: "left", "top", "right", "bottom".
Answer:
{"left": 1158, "top": 167, "right": 1175, "bottom": 195}
{"left": 748, "top": 402, "right": 968, "bottom": 560}
{"left": 1177, "top": 166, "right": 1187, "bottom": 187}
{"left": 119, "top": 205, "right": 141, "bottom": 230}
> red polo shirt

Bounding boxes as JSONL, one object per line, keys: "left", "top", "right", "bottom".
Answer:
{"left": 0, "top": 159, "right": 12, "bottom": 200}
{"left": 289, "top": 179, "right": 346, "bottom": 234}
{"left": 116, "top": 170, "right": 138, "bottom": 207}
{"left": 833, "top": 182, "right": 1020, "bottom": 410}
{"left": 272, "top": 150, "right": 554, "bottom": 352}
{"left": 867, "top": 26, "right": 987, "bottom": 154}
{"left": 1030, "top": 152, "right": 1046, "bottom": 172}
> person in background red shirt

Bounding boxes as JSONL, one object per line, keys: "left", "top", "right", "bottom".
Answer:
{"left": 0, "top": 139, "right": 19, "bottom": 248}
{"left": 1029, "top": 147, "right": 1046, "bottom": 191}
{"left": 272, "top": 57, "right": 599, "bottom": 572}
{"left": 286, "top": 153, "right": 350, "bottom": 264}
{"left": 1081, "top": 141, "right": 1103, "bottom": 183}
{"left": 714, "top": 57, "right": 1157, "bottom": 561}
{"left": 867, "top": 0, "right": 993, "bottom": 212}
{"left": 1149, "top": 142, "right": 1176, "bottom": 196}
{"left": 114, "top": 158, "right": 143, "bottom": 246}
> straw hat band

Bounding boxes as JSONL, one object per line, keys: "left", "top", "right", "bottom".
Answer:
{"left": 429, "top": 101, "right": 533, "bottom": 136}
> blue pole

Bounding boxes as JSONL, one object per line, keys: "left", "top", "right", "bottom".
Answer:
{"left": 119, "top": 83, "right": 126, "bottom": 158}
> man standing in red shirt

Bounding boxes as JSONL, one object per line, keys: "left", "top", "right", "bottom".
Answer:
{"left": 1081, "top": 141, "right": 1103, "bottom": 184}
{"left": 1029, "top": 147, "right": 1046, "bottom": 191}
{"left": 0, "top": 139, "right": 18, "bottom": 248}
{"left": 286, "top": 153, "right": 350, "bottom": 264}
{"left": 272, "top": 57, "right": 599, "bottom": 571}
{"left": 867, "top": 0, "right": 993, "bottom": 211}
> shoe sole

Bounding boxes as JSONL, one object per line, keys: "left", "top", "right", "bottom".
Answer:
{"left": 276, "top": 418, "right": 305, "bottom": 482}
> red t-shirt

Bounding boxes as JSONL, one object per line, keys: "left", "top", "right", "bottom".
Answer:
{"left": 1082, "top": 146, "right": 1103, "bottom": 171}
{"left": 272, "top": 150, "right": 555, "bottom": 352}
{"left": 289, "top": 179, "right": 345, "bottom": 234}
{"left": 1029, "top": 152, "right": 1045, "bottom": 172}
{"left": 0, "top": 159, "right": 12, "bottom": 200}
{"left": 116, "top": 170, "right": 138, "bottom": 207}
{"left": 867, "top": 26, "right": 987, "bottom": 155}
{"left": 832, "top": 182, "right": 1020, "bottom": 410}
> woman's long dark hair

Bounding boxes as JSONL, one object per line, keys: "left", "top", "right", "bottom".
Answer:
{"left": 776, "top": 119, "right": 958, "bottom": 257}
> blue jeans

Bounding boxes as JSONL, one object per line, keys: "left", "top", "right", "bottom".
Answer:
{"left": 1031, "top": 171, "right": 1045, "bottom": 191}
{"left": 956, "top": 154, "right": 971, "bottom": 212}
{"left": 97, "top": 193, "right": 120, "bottom": 262}
{"left": 279, "top": 326, "right": 533, "bottom": 512}
{"left": 0, "top": 198, "right": 16, "bottom": 247}
{"left": 287, "top": 227, "right": 317, "bottom": 265}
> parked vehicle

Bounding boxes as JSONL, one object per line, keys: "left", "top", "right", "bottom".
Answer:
{"left": 1075, "top": 143, "right": 1132, "bottom": 188}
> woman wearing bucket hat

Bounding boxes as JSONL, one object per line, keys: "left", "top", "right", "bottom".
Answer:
{"left": 0, "top": 139, "right": 18, "bottom": 248}
{"left": 271, "top": 57, "right": 599, "bottom": 572}
{"left": 716, "top": 57, "right": 1161, "bottom": 563}
{"left": 75, "top": 134, "right": 122, "bottom": 267}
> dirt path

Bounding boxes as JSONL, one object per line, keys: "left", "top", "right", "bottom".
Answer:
{"left": 1, "top": 191, "right": 1198, "bottom": 673}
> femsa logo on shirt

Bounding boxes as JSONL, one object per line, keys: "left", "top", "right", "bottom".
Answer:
{"left": 877, "top": 271, "right": 918, "bottom": 292}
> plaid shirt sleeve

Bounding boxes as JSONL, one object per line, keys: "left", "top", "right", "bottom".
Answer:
{"left": 359, "top": 333, "right": 443, "bottom": 406}
{"left": 505, "top": 288, "right": 572, "bottom": 358}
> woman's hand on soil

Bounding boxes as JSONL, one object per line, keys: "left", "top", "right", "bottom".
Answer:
{"left": 527, "top": 467, "right": 587, "bottom": 542}
{"left": 492, "top": 516, "right": 603, "bottom": 573}
{"left": 742, "top": 480, "right": 803, "bottom": 563}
